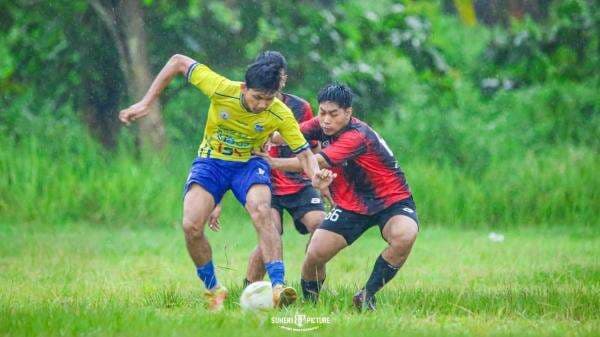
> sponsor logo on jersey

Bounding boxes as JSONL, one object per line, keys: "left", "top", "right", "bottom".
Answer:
{"left": 219, "top": 111, "right": 230, "bottom": 120}
{"left": 254, "top": 124, "right": 264, "bottom": 132}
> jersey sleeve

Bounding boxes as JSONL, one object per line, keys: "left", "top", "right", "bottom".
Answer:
{"left": 320, "top": 129, "right": 367, "bottom": 166}
{"left": 186, "top": 63, "right": 229, "bottom": 98}
{"left": 278, "top": 113, "right": 309, "bottom": 154}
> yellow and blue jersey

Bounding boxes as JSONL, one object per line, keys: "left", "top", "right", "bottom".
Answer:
{"left": 186, "top": 63, "right": 309, "bottom": 162}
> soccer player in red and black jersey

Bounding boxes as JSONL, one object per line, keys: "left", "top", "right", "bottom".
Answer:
{"left": 261, "top": 83, "right": 419, "bottom": 311}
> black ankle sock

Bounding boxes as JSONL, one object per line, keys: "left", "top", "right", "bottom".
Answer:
{"left": 301, "top": 278, "right": 324, "bottom": 302}
{"left": 365, "top": 255, "right": 400, "bottom": 297}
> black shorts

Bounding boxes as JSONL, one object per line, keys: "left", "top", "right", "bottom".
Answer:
{"left": 319, "top": 197, "right": 419, "bottom": 245}
{"left": 272, "top": 186, "right": 325, "bottom": 235}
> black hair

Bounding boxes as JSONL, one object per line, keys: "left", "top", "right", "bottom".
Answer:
{"left": 317, "top": 83, "right": 354, "bottom": 108}
{"left": 244, "top": 61, "right": 281, "bottom": 93}
{"left": 255, "top": 50, "right": 288, "bottom": 72}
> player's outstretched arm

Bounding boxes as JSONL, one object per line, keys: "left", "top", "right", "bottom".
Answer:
{"left": 288, "top": 150, "right": 336, "bottom": 189}
{"left": 255, "top": 149, "right": 330, "bottom": 172}
{"left": 119, "top": 54, "right": 197, "bottom": 125}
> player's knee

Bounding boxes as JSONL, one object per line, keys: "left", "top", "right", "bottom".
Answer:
{"left": 305, "top": 246, "right": 327, "bottom": 265}
{"left": 389, "top": 221, "right": 418, "bottom": 248}
{"left": 181, "top": 218, "right": 205, "bottom": 239}
{"left": 247, "top": 200, "right": 272, "bottom": 227}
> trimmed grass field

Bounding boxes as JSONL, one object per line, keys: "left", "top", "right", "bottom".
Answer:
{"left": 1, "top": 216, "right": 599, "bottom": 337}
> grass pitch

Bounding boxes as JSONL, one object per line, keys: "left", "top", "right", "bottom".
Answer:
{"left": 1, "top": 216, "right": 598, "bottom": 337}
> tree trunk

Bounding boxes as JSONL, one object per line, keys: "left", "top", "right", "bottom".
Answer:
{"left": 118, "top": 0, "right": 165, "bottom": 152}
{"left": 90, "top": 0, "right": 166, "bottom": 152}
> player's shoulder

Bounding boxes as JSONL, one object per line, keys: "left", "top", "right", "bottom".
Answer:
{"left": 343, "top": 117, "right": 370, "bottom": 135}
{"left": 282, "top": 92, "right": 310, "bottom": 106}
{"left": 212, "top": 80, "right": 242, "bottom": 100}
{"left": 281, "top": 93, "right": 313, "bottom": 121}
{"left": 266, "top": 98, "right": 295, "bottom": 122}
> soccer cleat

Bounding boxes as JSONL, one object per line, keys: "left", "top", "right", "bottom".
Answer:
{"left": 204, "top": 286, "right": 228, "bottom": 311}
{"left": 353, "top": 289, "right": 376, "bottom": 312}
{"left": 272, "top": 284, "right": 298, "bottom": 308}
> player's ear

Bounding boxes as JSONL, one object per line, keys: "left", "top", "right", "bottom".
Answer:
{"left": 346, "top": 107, "right": 353, "bottom": 116}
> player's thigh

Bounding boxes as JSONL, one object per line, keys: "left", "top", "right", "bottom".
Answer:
{"left": 289, "top": 186, "right": 326, "bottom": 233}
{"left": 306, "top": 228, "right": 347, "bottom": 264}
{"left": 183, "top": 184, "right": 216, "bottom": 227}
{"left": 232, "top": 157, "right": 271, "bottom": 206}
{"left": 299, "top": 210, "right": 326, "bottom": 233}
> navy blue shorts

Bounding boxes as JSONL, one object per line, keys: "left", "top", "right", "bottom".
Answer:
{"left": 183, "top": 157, "right": 271, "bottom": 205}
{"left": 319, "top": 197, "right": 419, "bottom": 245}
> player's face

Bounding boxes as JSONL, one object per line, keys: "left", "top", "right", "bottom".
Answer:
{"left": 318, "top": 101, "right": 352, "bottom": 135}
{"left": 242, "top": 86, "right": 276, "bottom": 113}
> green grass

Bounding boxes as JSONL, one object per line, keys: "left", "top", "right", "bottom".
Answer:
{"left": 1, "top": 134, "right": 598, "bottom": 227}
{"left": 1, "top": 217, "right": 599, "bottom": 337}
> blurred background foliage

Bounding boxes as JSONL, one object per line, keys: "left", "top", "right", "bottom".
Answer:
{"left": 0, "top": 0, "right": 598, "bottom": 227}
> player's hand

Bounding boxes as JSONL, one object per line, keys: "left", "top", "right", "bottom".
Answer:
{"left": 207, "top": 204, "right": 222, "bottom": 232}
{"left": 320, "top": 187, "right": 335, "bottom": 208}
{"left": 252, "top": 149, "right": 273, "bottom": 166}
{"left": 270, "top": 132, "right": 284, "bottom": 145}
{"left": 119, "top": 101, "right": 150, "bottom": 125}
{"left": 312, "top": 169, "right": 336, "bottom": 190}
{"left": 261, "top": 137, "right": 273, "bottom": 153}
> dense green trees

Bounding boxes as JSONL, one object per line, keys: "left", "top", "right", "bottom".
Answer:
{"left": 0, "top": 1, "right": 597, "bottom": 226}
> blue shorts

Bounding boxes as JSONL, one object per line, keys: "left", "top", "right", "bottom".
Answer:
{"left": 183, "top": 157, "right": 271, "bottom": 205}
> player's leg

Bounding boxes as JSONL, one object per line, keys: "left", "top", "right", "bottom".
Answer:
{"left": 244, "top": 184, "right": 297, "bottom": 306}
{"left": 290, "top": 186, "right": 326, "bottom": 249}
{"left": 231, "top": 157, "right": 296, "bottom": 306}
{"left": 182, "top": 184, "right": 216, "bottom": 270}
{"left": 182, "top": 184, "right": 229, "bottom": 310}
{"left": 244, "top": 185, "right": 283, "bottom": 280}
{"left": 355, "top": 201, "right": 419, "bottom": 311}
{"left": 295, "top": 186, "right": 326, "bottom": 234}
{"left": 182, "top": 158, "right": 230, "bottom": 311}
{"left": 299, "top": 210, "right": 326, "bottom": 234}
{"left": 244, "top": 207, "right": 282, "bottom": 285}
{"left": 300, "top": 229, "right": 347, "bottom": 301}
{"left": 301, "top": 207, "right": 368, "bottom": 302}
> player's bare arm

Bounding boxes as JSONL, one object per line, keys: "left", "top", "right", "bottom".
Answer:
{"left": 258, "top": 151, "right": 330, "bottom": 171}
{"left": 256, "top": 149, "right": 334, "bottom": 189}
{"left": 119, "top": 54, "right": 196, "bottom": 125}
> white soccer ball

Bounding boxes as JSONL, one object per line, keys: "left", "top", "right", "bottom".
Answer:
{"left": 240, "top": 281, "right": 274, "bottom": 311}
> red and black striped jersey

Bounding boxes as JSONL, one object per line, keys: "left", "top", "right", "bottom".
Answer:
{"left": 269, "top": 93, "right": 316, "bottom": 196}
{"left": 301, "top": 117, "right": 411, "bottom": 215}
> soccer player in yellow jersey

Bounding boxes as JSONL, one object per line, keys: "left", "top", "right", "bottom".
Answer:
{"left": 119, "top": 54, "right": 334, "bottom": 311}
